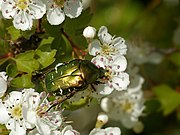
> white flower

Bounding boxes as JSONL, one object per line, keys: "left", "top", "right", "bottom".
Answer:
{"left": 0, "top": 88, "right": 35, "bottom": 135}
{"left": 89, "top": 26, "right": 127, "bottom": 57}
{"left": 0, "top": 72, "right": 8, "bottom": 98}
{"left": 23, "top": 92, "right": 63, "bottom": 135}
{"left": 89, "top": 127, "right": 121, "bottom": 135}
{"left": 61, "top": 125, "right": 80, "bottom": 135}
{"left": 45, "top": 0, "right": 83, "bottom": 25}
{"left": 1, "top": 0, "right": 46, "bottom": 31}
{"left": 91, "top": 55, "right": 130, "bottom": 95}
{"left": 83, "top": 26, "right": 96, "bottom": 39}
{"left": 127, "top": 42, "right": 163, "bottom": 65}
{"left": 100, "top": 76, "right": 145, "bottom": 129}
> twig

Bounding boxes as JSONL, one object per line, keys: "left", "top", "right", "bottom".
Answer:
{"left": 0, "top": 52, "right": 13, "bottom": 59}
{"left": 61, "top": 28, "right": 87, "bottom": 59}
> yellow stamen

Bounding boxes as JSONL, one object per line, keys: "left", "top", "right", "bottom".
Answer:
{"left": 101, "top": 44, "right": 115, "bottom": 56}
{"left": 16, "top": 0, "right": 29, "bottom": 10}
{"left": 121, "top": 100, "right": 134, "bottom": 113}
{"left": 10, "top": 104, "right": 23, "bottom": 119}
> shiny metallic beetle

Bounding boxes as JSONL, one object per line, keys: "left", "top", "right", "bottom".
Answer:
{"left": 45, "top": 59, "right": 105, "bottom": 95}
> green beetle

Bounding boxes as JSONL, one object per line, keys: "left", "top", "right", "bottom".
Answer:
{"left": 44, "top": 59, "right": 105, "bottom": 95}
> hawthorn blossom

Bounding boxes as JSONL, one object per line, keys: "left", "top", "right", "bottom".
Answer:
{"left": 1, "top": 0, "right": 46, "bottom": 30}
{"left": 0, "top": 71, "right": 8, "bottom": 97}
{"left": 23, "top": 92, "right": 63, "bottom": 135}
{"left": 0, "top": 88, "right": 35, "bottom": 135}
{"left": 44, "top": 0, "right": 83, "bottom": 25}
{"left": 91, "top": 55, "right": 130, "bottom": 95}
{"left": 101, "top": 77, "right": 145, "bottom": 129}
{"left": 89, "top": 26, "right": 127, "bottom": 57}
{"left": 89, "top": 127, "right": 121, "bottom": 135}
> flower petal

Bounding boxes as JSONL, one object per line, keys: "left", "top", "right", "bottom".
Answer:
{"left": 105, "top": 127, "right": 121, "bottom": 135}
{"left": 0, "top": 100, "right": 10, "bottom": 124}
{"left": 9, "top": 122, "right": 26, "bottom": 135}
{"left": 64, "top": 0, "right": 83, "bottom": 18}
{"left": 89, "top": 128, "right": 104, "bottom": 135}
{"left": 98, "top": 26, "right": 112, "bottom": 44}
{"left": 1, "top": 1, "right": 16, "bottom": 19}
{"left": 6, "top": 91, "right": 22, "bottom": 105}
{"left": 89, "top": 39, "right": 101, "bottom": 56}
{"left": 28, "top": 0, "right": 46, "bottom": 19}
{"left": 47, "top": 8, "right": 65, "bottom": 25}
{"left": 95, "top": 84, "right": 113, "bottom": 95}
{"left": 12, "top": 11, "right": 33, "bottom": 31}
{"left": 111, "top": 73, "right": 130, "bottom": 90}
{"left": 36, "top": 118, "right": 51, "bottom": 135}
{"left": 0, "top": 78, "right": 7, "bottom": 97}
{"left": 91, "top": 55, "right": 107, "bottom": 69}
{"left": 62, "top": 125, "right": 80, "bottom": 135}
{"left": 113, "top": 37, "right": 127, "bottom": 55}
{"left": 110, "top": 55, "right": 127, "bottom": 72}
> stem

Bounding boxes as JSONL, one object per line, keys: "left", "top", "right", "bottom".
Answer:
{"left": 37, "top": 19, "right": 42, "bottom": 33}
{"left": 0, "top": 52, "right": 13, "bottom": 59}
{"left": 61, "top": 28, "right": 87, "bottom": 59}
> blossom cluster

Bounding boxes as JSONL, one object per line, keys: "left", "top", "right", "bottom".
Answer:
{"left": 0, "top": 86, "right": 65, "bottom": 135}
{"left": 99, "top": 46, "right": 146, "bottom": 132}
{"left": 83, "top": 26, "right": 145, "bottom": 132}
{"left": 0, "top": 71, "right": 121, "bottom": 135}
{"left": 84, "top": 26, "right": 130, "bottom": 95}
{"left": 100, "top": 76, "right": 145, "bottom": 132}
{"left": 0, "top": 0, "right": 83, "bottom": 30}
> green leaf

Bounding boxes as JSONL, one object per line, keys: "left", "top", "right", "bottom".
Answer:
{"left": 11, "top": 74, "right": 35, "bottom": 88}
{"left": 39, "top": 37, "right": 54, "bottom": 48}
{"left": 14, "top": 51, "right": 39, "bottom": 73}
{"left": 21, "top": 28, "right": 36, "bottom": 39}
{"left": 63, "top": 8, "right": 93, "bottom": 49}
{"left": 6, "top": 26, "right": 21, "bottom": 40}
{"left": 153, "top": 84, "right": 180, "bottom": 115}
{"left": 6, "top": 64, "right": 18, "bottom": 77}
{"left": 0, "top": 124, "right": 9, "bottom": 135}
{"left": 62, "top": 97, "right": 91, "bottom": 110}
{"left": 0, "top": 58, "right": 9, "bottom": 66}
{"left": 36, "top": 49, "right": 57, "bottom": 68}
{"left": 64, "top": 8, "right": 93, "bottom": 32}
{"left": 144, "top": 99, "right": 161, "bottom": 114}
{"left": 43, "top": 21, "right": 62, "bottom": 37}
{"left": 51, "top": 36, "right": 72, "bottom": 64}
{"left": 169, "top": 52, "right": 180, "bottom": 66}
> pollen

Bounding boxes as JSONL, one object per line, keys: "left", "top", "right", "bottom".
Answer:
{"left": 16, "top": 0, "right": 29, "bottom": 10}
{"left": 121, "top": 100, "right": 134, "bottom": 113}
{"left": 101, "top": 44, "right": 115, "bottom": 56}
{"left": 10, "top": 104, "right": 23, "bottom": 119}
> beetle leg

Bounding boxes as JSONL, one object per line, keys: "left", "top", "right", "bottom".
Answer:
{"left": 90, "top": 84, "right": 97, "bottom": 92}
{"left": 47, "top": 90, "right": 77, "bottom": 112}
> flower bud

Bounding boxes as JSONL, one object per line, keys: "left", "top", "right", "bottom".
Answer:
{"left": 133, "top": 121, "right": 144, "bottom": 134}
{"left": 0, "top": 72, "right": 8, "bottom": 98}
{"left": 83, "top": 26, "right": 96, "bottom": 39}
{"left": 95, "top": 112, "right": 109, "bottom": 128}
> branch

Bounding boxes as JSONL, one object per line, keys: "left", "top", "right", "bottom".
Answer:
{"left": 61, "top": 28, "right": 87, "bottom": 59}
